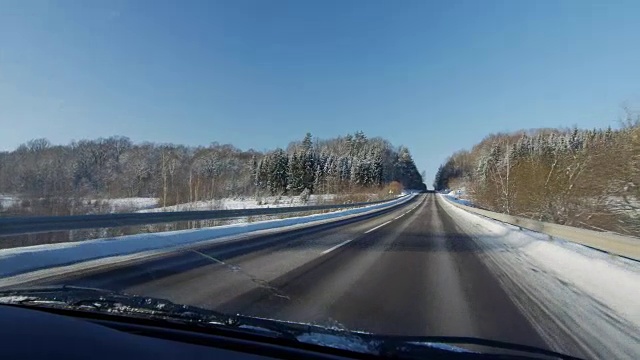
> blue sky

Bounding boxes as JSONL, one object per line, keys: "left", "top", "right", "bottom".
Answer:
{"left": 1, "top": 0, "right": 639, "bottom": 184}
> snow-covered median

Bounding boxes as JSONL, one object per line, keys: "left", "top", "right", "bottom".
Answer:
{"left": 439, "top": 194, "right": 640, "bottom": 359}
{"left": 0, "top": 195, "right": 414, "bottom": 281}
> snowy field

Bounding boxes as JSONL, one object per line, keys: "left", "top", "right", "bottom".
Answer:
{"left": 439, "top": 195, "right": 640, "bottom": 359}
{"left": 0, "top": 194, "right": 412, "bottom": 285}
{"left": 0, "top": 195, "right": 158, "bottom": 214}
{"left": 139, "top": 194, "right": 346, "bottom": 212}
{"left": 0, "top": 195, "right": 339, "bottom": 214}
{"left": 0, "top": 195, "right": 20, "bottom": 210}
{"left": 0, "top": 194, "right": 362, "bottom": 214}
{"left": 98, "top": 197, "right": 158, "bottom": 212}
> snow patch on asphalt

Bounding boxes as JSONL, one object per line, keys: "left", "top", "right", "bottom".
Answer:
{"left": 439, "top": 195, "right": 640, "bottom": 359}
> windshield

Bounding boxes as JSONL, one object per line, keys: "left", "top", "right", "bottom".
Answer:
{"left": 0, "top": 1, "right": 638, "bottom": 359}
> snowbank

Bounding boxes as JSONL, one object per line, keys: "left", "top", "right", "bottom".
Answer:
{"left": 439, "top": 195, "right": 640, "bottom": 359}
{"left": 443, "top": 194, "right": 473, "bottom": 206}
{"left": 444, "top": 188, "right": 473, "bottom": 206}
{"left": 0, "top": 195, "right": 414, "bottom": 279}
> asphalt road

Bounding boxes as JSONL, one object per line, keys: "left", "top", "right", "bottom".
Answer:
{"left": 27, "top": 193, "right": 590, "bottom": 358}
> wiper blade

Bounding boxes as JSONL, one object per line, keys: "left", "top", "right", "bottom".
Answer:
{"left": 0, "top": 285, "right": 233, "bottom": 325}
{"left": 0, "top": 285, "right": 303, "bottom": 341}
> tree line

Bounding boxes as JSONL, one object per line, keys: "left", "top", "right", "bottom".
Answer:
{"left": 0, "top": 132, "right": 425, "bottom": 216}
{"left": 255, "top": 132, "right": 424, "bottom": 195}
{"left": 434, "top": 118, "right": 640, "bottom": 236}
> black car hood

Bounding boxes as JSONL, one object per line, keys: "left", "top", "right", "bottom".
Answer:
{"left": 0, "top": 285, "right": 580, "bottom": 360}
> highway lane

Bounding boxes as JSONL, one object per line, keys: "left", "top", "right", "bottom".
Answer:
{"left": 217, "top": 194, "right": 543, "bottom": 338}
{"left": 22, "top": 195, "right": 424, "bottom": 307}
{"left": 25, "top": 193, "right": 588, "bottom": 358}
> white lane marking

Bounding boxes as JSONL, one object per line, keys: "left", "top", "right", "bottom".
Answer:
{"left": 364, "top": 220, "right": 393, "bottom": 234}
{"left": 321, "top": 239, "right": 354, "bottom": 255}
{"left": 323, "top": 197, "right": 427, "bottom": 253}
{"left": 368, "top": 196, "right": 426, "bottom": 230}
{"left": 393, "top": 196, "right": 425, "bottom": 220}
{"left": 322, "top": 196, "right": 425, "bottom": 254}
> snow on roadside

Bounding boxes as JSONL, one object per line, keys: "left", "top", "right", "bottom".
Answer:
{"left": 444, "top": 187, "right": 473, "bottom": 207}
{"left": 439, "top": 195, "right": 640, "bottom": 359}
{"left": 443, "top": 194, "right": 472, "bottom": 207}
{"left": 0, "top": 195, "right": 413, "bottom": 280}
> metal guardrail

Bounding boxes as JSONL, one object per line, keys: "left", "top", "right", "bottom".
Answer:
{"left": 0, "top": 198, "right": 395, "bottom": 236}
{"left": 442, "top": 195, "right": 640, "bottom": 262}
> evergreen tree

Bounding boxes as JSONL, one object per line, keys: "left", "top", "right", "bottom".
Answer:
{"left": 268, "top": 149, "right": 288, "bottom": 194}
{"left": 287, "top": 151, "right": 305, "bottom": 194}
{"left": 301, "top": 133, "right": 316, "bottom": 192}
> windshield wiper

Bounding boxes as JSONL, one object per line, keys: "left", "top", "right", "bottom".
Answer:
{"left": 0, "top": 285, "right": 236, "bottom": 326}
{"left": 0, "top": 286, "right": 582, "bottom": 359}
